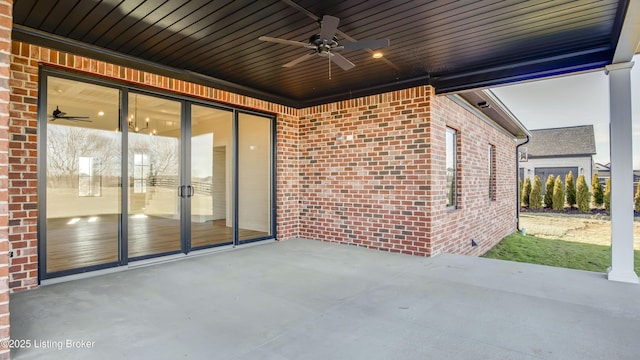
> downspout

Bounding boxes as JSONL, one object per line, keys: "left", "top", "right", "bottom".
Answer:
{"left": 515, "top": 135, "right": 530, "bottom": 231}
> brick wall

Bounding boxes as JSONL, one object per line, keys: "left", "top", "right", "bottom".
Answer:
{"left": 298, "top": 87, "right": 433, "bottom": 255}
{"left": 0, "top": 1, "right": 10, "bottom": 358}
{"left": 7, "top": 41, "right": 300, "bottom": 291}
{"left": 429, "top": 90, "right": 517, "bottom": 256}
{"left": 276, "top": 113, "right": 299, "bottom": 240}
{"left": 7, "top": 42, "right": 37, "bottom": 292}
{"left": 298, "top": 86, "right": 516, "bottom": 256}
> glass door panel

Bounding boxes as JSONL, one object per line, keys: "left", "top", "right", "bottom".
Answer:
{"left": 190, "top": 105, "right": 234, "bottom": 248}
{"left": 45, "top": 77, "right": 121, "bottom": 273}
{"left": 127, "top": 93, "right": 182, "bottom": 258}
{"left": 237, "top": 113, "right": 273, "bottom": 242}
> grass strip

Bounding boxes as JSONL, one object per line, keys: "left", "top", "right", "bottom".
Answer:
{"left": 482, "top": 233, "right": 640, "bottom": 274}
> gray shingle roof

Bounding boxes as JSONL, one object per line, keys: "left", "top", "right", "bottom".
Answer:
{"left": 526, "top": 125, "right": 596, "bottom": 157}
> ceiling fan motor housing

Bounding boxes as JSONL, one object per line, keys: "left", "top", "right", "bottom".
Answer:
{"left": 258, "top": 15, "right": 389, "bottom": 72}
{"left": 309, "top": 34, "right": 339, "bottom": 53}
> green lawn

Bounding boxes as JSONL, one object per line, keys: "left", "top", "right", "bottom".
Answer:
{"left": 482, "top": 233, "right": 640, "bottom": 274}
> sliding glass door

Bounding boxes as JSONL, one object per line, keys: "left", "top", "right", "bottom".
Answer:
{"left": 40, "top": 72, "right": 275, "bottom": 279}
{"left": 127, "top": 93, "right": 182, "bottom": 259}
{"left": 45, "top": 77, "right": 121, "bottom": 274}
{"left": 190, "top": 105, "right": 234, "bottom": 249}
{"left": 238, "top": 112, "right": 273, "bottom": 242}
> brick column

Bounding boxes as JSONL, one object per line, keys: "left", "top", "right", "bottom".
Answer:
{"left": 276, "top": 113, "right": 300, "bottom": 240}
{"left": 0, "top": 2, "right": 13, "bottom": 358}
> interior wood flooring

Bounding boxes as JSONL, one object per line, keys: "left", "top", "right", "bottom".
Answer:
{"left": 46, "top": 215, "right": 268, "bottom": 273}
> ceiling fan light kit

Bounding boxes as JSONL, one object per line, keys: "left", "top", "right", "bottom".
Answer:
{"left": 127, "top": 94, "right": 157, "bottom": 135}
{"left": 259, "top": 15, "right": 390, "bottom": 79}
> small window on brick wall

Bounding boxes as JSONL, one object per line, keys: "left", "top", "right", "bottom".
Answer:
{"left": 489, "top": 144, "right": 496, "bottom": 201}
{"left": 446, "top": 127, "right": 458, "bottom": 208}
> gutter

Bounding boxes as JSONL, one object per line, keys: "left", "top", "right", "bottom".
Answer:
{"left": 515, "top": 135, "right": 530, "bottom": 232}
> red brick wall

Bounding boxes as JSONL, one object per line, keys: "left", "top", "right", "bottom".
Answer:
{"left": 429, "top": 91, "right": 517, "bottom": 256}
{"left": 276, "top": 113, "right": 300, "bottom": 240}
{"left": 298, "top": 86, "right": 516, "bottom": 256}
{"left": 7, "top": 41, "right": 300, "bottom": 291}
{"left": 0, "top": 1, "right": 11, "bottom": 358}
{"left": 7, "top": 42, "right": 37, "bottom": 292}
{"left": 298, "top": 87, "right": 433, "bottom": 255}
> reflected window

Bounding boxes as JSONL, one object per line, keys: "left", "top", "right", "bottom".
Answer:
{"left": 133, "top": 153, "right": 149, "bottom": 193}
{"left": 78, "top": 156, "right": 101, "bottom": 197}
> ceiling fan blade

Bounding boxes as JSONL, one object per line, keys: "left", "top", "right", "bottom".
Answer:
{"left": 49, "top": 117, "right": 92, "bottom": 122}
{"left": 331, "top": 52, "right": 355, "bottom": 70}
{"left": 258, "top": 36, "right": 308, "bottom": 47}
{"left": 342, "top": 39, "right": 390, "bottom": 50}
{"left": 320, "top": 15, "right": 339, "bottom": 41}
{"left": 283, "top": 53, "right": 316, "bottom": 68}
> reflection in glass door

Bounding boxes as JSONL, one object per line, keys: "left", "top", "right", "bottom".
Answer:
{"left": 45, "top": 77, "right": 121, "bottom": 274}
{"left": 190, "top": 105, "right": 234, "bottom": 249}
{"left": 127, "top": 93, "right": 182, "bottom": 259}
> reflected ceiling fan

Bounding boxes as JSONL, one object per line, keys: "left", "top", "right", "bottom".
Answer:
{"left": 49, "top": 106, "right": 91, "bottom": 122}
{"left": 259, "top": 15, "right": 390, "bottom": 78}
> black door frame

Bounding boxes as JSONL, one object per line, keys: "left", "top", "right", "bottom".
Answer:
{"left": 37, "top": 67, "right": 277, "bottom": 281}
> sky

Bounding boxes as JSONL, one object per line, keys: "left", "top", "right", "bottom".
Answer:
{"left": 491, "top": 54, "right": 640, "bottom": 169}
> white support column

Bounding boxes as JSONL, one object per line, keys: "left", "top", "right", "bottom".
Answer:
{"left": 606, "top": 62, "right": 638, "bottom": 283}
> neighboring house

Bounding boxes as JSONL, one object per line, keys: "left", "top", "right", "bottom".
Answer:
{"left": 595, "top": 162, "right": 611, "bottom": 187}
{"left": 596, "top": 163, "right": 640, "bottom": 193}
{"left": 519, "top": 125, "right": 596, "bottom": 192}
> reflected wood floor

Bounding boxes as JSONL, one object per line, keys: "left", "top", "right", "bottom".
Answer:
{"left": 46, "top": 215, "right": 268, "bottom": 273}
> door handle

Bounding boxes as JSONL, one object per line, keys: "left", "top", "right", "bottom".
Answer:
{"left": 178, "top": 185, "right": 195, "bottom": 198}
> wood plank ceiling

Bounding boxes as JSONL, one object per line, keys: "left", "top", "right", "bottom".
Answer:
{"left": 12, "top": 0, "right": 629, "bottom": 108}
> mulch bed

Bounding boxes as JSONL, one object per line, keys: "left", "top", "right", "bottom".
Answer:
{"left": 521, "top": 207, "right": 640, "bottom": 217}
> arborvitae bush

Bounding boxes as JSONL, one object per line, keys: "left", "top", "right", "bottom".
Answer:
{"left": 529, "top": 175, "right": 543, "bottom": 210}
{"left": 544, "top": 174, "right": 555, "bottom": 208}
{"left": 576, "top": 175, "right": 590, "bottom": 212}
{"left": 635, "top": 183, "right": 640, "bottom": 213}
{"left": 522, "top": 177, "right": 532, "bottom": 207}
{"left": 565, "top": 171, "right": 576, "bottom": 208}
{"left": 604, "top": 177, "right": 611, "bottom": 213}
{"left": 552, "top": 177, "right": 565, "bottom": 210}
{"left": 592, "top": 173, "right": 604, "bottom": 207}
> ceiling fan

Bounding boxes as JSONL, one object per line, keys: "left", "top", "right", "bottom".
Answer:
{"left": 259, "top": 15, "right": 390, "bottom": 77}
{"left": 49, "top": 106, "right": 91, "bottom": 122}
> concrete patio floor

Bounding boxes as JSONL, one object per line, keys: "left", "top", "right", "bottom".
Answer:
{"left": 9, "top": 238, "right": 640, "bottom": 360}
